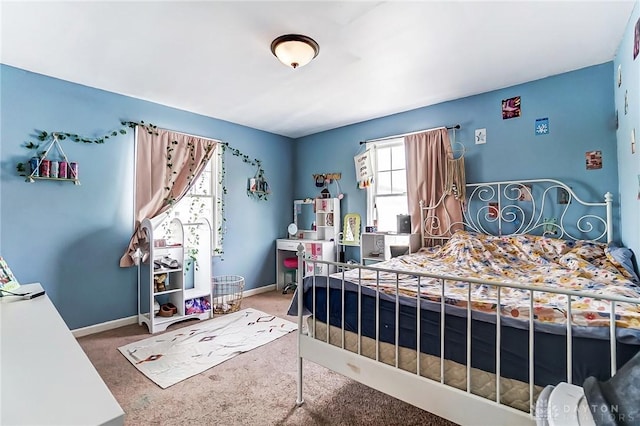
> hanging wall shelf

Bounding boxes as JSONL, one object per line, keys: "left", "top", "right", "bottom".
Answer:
{"left": 24, "top": 133, "right": 80, "bottom": 185}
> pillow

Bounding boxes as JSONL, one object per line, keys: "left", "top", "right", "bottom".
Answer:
{"left": 606, "top": 244, "right": 639, "bottom": 283}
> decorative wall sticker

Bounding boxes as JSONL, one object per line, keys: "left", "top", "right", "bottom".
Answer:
{"left": 618, "top": 64, "right": 622, "bottom": 87}
{"left": 585, "top": 150, "right": 603, "bottom": 170}
{"left": 502, "top": 96, "right": 521, "bottom": 119}
{"left": 535, "top": 118, "right": 549, "bottom": 135}
{"left": 475, "top": 128, "right": 486, "bottom": 144}
{"left": 632, "top": 128, "right": 636, "bottom": 155}
{"left": 625, "top": 90, "right": 628, "bottom": 115}
{"left": 518, "top": 184, "right": 533, "bottom": 201}
{"left": 634, "top": 17, "right": 639, "bottom": 60}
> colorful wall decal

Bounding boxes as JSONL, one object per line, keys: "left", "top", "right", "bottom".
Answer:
{"left": 501, "top": 96, "right": 521, "bottom": 119}
{"left": 586, "top": 150, "right": 603, "bottom": 170}
{"left": 535, "top": 118, "right": 549, "bottom": 135}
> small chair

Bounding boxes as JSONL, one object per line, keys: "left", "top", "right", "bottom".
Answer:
{"left": 282, "top": 257, "right": 298, "bottom": 294}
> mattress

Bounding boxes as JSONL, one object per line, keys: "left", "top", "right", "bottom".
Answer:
{"left": 289, "top": 277, "right": 640, "bottom": 389}
{"left": 306, "top": 316, "right": 543, "bottom": 413}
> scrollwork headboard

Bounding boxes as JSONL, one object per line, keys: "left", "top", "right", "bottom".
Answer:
{"left": 419, "top": 179, "right": 613, "bottom": 246}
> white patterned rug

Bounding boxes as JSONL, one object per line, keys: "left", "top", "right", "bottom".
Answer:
{"left": 118, "top": 309, "right": 297, "bottom": 388}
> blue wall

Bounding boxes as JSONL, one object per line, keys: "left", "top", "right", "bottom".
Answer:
{"left": 614, "top": 0, "right": 640, "bottom": 261}
{"left": 0, "top": 65, "right": 294, "bottom": 329}
{"left": 294, "top": 63, "right": 620, "bottom": 261}
{"left": 0, "top": 58, "right": 631, "bottom": 329}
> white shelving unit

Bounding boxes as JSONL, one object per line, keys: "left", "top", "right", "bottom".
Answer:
{"left": 314, "top": 198, "right": 340, "bottom": 241}
{"left": 293, "top": 198, "right": 341, "bottom": 242}
{"left": 138, "top": 217, "right": 212, "bottom": 334}
{"left": 360, "top": 232, "right": 421, "bottom": 264}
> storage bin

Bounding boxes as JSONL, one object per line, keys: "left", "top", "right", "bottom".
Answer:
{"left": 211, "top": 275, "right": 244, "bottom": 314}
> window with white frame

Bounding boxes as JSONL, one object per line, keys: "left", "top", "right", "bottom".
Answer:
{"left": 366, "top": 138, "right": 408, "bottom": 232}
{"left": 161, "top": 146, "right": 223, "bottom": 256}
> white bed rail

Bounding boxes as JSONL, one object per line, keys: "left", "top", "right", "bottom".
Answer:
{"left": 294, "top": 254, "right": 640, "bottom": 425}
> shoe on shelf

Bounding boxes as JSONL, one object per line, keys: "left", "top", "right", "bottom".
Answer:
{"left": 165, "top": 303, "right": 177, "bottom": 315}
{"left": 157, "top": 303, "right": 177, "bottom": 317}
{"left": 153, "top": 260, "right": 162, "bottom": 270}
{"left": 160, "top": 256, "right": 180, "bottom": 269}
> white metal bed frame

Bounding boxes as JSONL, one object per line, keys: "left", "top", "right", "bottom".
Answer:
{"left": 293, "top": 179, "right": 639, "bottom": 425}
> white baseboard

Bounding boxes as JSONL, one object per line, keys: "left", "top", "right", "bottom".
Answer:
{"left": 244, "top": 283, "right": 276, "bottom": 297}
{"left": 72, "top": 315, "right": 138, "bottom": 338}
{"left": 72, "top": 284, "right": 277, "bottom": 338}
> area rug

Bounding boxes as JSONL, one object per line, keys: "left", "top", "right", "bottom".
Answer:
{"left": 118, "top": 308, "right": 297, "bottom": 388}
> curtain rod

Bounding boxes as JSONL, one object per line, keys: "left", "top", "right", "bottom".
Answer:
{"left": 147, "top": 125, "right": 223, "bottom": 144}
{"left": 359, "top": 124, "right": 460, "bottom": 145}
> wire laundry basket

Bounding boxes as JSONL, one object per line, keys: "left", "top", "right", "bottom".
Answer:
{"left": 211, "top": 275, "right": 244, "bottom": 314}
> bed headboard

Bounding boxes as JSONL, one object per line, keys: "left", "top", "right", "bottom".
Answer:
{"left": 419, "top": 178, "right": 613, "bottom": 246}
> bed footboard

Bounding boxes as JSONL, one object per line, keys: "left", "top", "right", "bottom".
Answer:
{"left": 291, "top": 250, "right": 640, "bottom": 425}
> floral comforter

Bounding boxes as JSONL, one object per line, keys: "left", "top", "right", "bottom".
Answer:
{"left": 338, "top": 231, "right": 640, "bottom": 330}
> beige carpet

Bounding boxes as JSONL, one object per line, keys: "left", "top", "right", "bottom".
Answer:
{"left": 78, "top": 290, "right": 458, "bottom": 426}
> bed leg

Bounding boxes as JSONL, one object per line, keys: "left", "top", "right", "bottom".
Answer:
{"left": 296, "top": 355, "right": 304, "bottom": 406}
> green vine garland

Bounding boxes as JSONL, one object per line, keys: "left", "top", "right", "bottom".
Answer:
{"left": 16, "top": 120, "right": 268, "bottom": 260}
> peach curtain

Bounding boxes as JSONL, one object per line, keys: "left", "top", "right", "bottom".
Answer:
{"left": 119, "top": 128, "right": 216, "bottom": 267}
{"left": 405, "top": 128, "right": 463, "bottom": 244}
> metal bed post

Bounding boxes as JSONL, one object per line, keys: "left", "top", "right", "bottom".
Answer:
{"left": 496, "top": 287, "right": 501, "bottom": 405}
{"left": 296, "top": 243, "right": 304, "bottom": 406}
{"left": 610, "top": 302, "right": 617, "bottom": 376}
{"left": 566, "top": 295, "right": 573, "bottom": 384}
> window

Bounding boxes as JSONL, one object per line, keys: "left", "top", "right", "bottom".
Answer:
{"left": 161, "top": 146, "right": 223, "bottom": 256}
{"left": 366, "top": 138, "right": 408, "bottom": 232}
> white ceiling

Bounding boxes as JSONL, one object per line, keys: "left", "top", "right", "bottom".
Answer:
{"left": 1, "top": 1, "right": 635, "bottom": 139}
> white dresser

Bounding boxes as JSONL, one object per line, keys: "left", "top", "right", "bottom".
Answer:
{"left": 1, "top": 283, "right": 125, "bottom": 426}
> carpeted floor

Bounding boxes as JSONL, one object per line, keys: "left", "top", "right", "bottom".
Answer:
{"left": 78, "top": 290, "right": 458, "bottom": 426}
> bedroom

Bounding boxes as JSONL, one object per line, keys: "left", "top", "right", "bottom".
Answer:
{"left": 1, "top": 1, "right": 639, "bottom": 425}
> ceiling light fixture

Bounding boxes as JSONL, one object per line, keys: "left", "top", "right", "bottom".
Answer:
{"left": 270, "top": 34, "right": 319, "bottom": 69}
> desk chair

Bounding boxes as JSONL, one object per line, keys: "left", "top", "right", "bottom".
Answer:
{"left": 282, "top": 257, "right": 298, "bottom": 294}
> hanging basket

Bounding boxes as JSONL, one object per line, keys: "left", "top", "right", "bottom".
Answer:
{"left": 211, "top": 275, "right": 244, "bottom": 314}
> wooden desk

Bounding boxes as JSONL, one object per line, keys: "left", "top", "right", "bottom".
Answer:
{"left": 1, "top": 283, "right": 125, "bottom": 426}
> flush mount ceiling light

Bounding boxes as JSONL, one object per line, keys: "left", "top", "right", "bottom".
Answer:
{"left": 270, "top": 34, "right": 319, "bottom": 69}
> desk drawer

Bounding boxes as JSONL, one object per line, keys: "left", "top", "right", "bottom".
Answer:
{"left": 277, "top": 240, "right": 302, "bottom": 251}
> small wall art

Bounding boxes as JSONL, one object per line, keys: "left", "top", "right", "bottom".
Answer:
{"left": 488, "top": 202, "right": 499, "bottom": 218}
{"left": 634, "top": 17, "right": 639, "bottom": 60}
{"left": 618, "top": 64, "right": 622, "bottom": 87}
{"left": 586, "top": 150, "right": 603, "bottom": 170}
{"left": 535, "top": 118, "right": 549, "bottom": 135}
{"left": 475, "top": 128, "right": 487, "bottom": 144}
{"left": 557, "top": 187, "right": 570, "bottom": 205}
{"left": 625, "top": 90, "right": 629, "bottom": 115}
{"left": 502, "top": 96, "right": 521, "bottom": 119}
{"left": 518, "top": 184, "right": 533, "bottom": 201}
{"left": 632, "top": 128, "right": 636, "bottom": 154}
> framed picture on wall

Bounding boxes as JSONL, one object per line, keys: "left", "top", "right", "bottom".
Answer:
{"left": 502, "top": 96, "right": 521, "bottom": 119}
{"left": 586, "top": 151, "right": 603, "bottom": 170}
